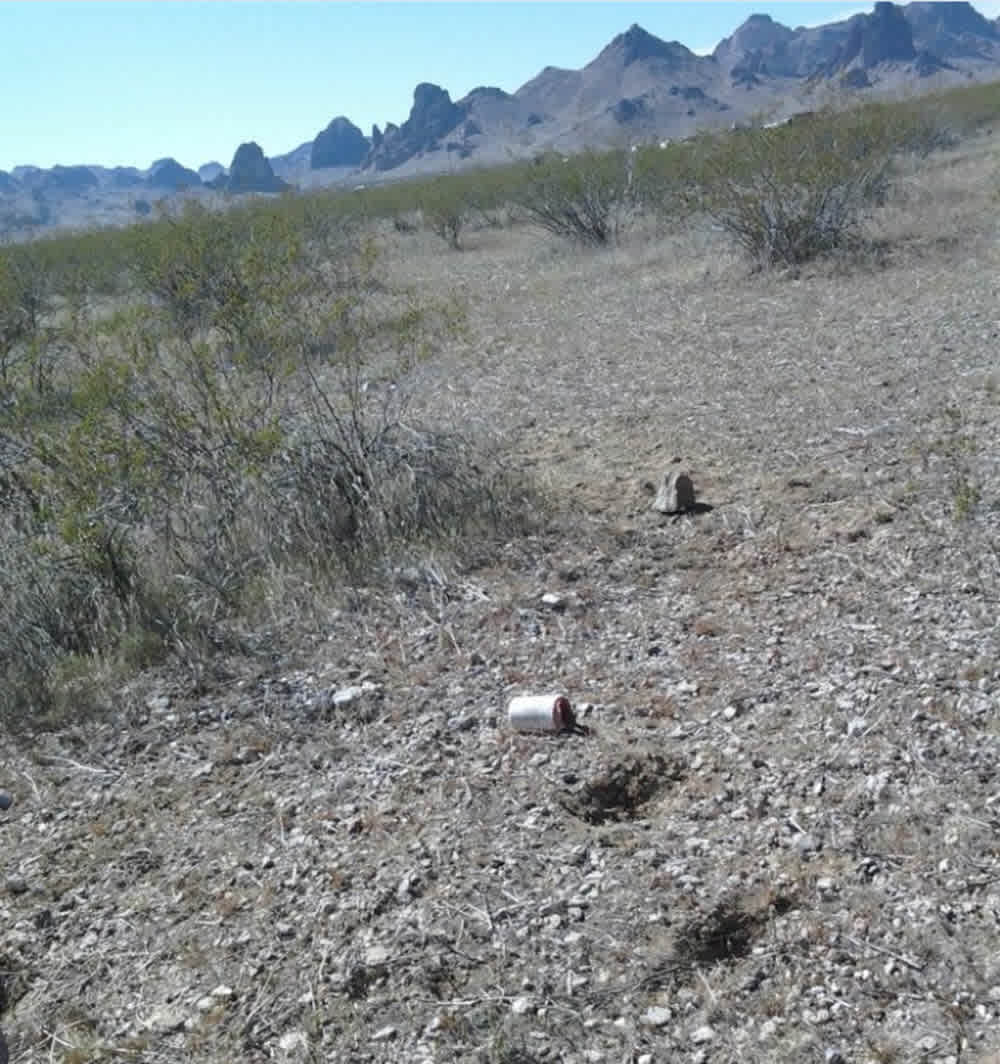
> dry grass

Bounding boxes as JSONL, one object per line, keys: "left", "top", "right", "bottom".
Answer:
{"left": 3, "top": 128, "right": 1000, "bottom": 1063}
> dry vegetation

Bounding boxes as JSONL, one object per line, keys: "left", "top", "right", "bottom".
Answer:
{"left": 2, "top": 91, "right": 1000, "bottom": 1064}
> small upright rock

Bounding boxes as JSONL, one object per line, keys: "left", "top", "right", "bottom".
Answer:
{"left": 0, "top": 790, "right": 12, "bottom": 811}
{"left": 652, "top": 471, "right": 696, "bottom": 514}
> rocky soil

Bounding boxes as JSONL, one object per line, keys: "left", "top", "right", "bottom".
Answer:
{"left": 3, "top": 139, "right": 1000, "bottom": 1064}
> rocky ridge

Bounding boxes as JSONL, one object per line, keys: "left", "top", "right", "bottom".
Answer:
{"left": 7, "top": 2, "right": 1000, "bottom": 236}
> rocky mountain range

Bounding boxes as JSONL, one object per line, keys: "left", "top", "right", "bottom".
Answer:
{"left": 4, "top": 1, "right": 1000, "bottom": 237}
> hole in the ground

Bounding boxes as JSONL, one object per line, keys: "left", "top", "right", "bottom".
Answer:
{"left": 562, "top": 753, "right": 684, "bottom": 825}
{"left": 675, "top": 900, "right": 763, "bottom": 966}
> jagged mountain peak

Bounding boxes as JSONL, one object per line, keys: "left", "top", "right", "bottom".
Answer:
{"left": 714, "top": 12, "right": 795, "bottom": 61}
{"left": 8, "top": 2, "right": 1000, "bottom": 236}
{"left": 594, "top": 23, "right": 697, "bottom": 68}
{"left": 905, "top": 1, "right": 998, "bottom": 37}
{"left": 905, "top": 1, "right": 999, "bottom": 57}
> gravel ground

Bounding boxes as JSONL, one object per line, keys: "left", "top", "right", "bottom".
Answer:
{"left": 3, "top": 137, "right": 1000, "bottom": 1064}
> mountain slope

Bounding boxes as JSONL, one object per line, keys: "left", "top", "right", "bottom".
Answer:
{"left": 6, "top": 2, "right": 1000, "bottom": 235}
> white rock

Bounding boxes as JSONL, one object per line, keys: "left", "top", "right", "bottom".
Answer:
{"left": 371, "top": 1026, "right": 397, "bottom": 1041}
{"left": 691, "top": 1024, "right": 715, "bottom": 1044}
{"left": 759, "top": 1019, "right": 779, "bottom": 1041}
{"left": 511, "top": 995, "right": 535, "bottom": 1016}
{"left": 365, "top": 944, "right": 391, "bottom": 966}
{"left": 278, "top": 1030, "right": 308, "bottom": 1054}
{"left": 333, "top": 685, "right": 367, "bottom": 707}
{"left": 144, "top": 1006, "right": 187, "bottom": 1033}
{"left": 642, "top": 1006, "right": 672, "bottom": 1027}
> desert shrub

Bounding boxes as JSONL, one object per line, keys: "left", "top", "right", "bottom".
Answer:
{"left": 687, "top": 107, "right": 912, "bottom": 268}
{"left": 0, "top": 250, "right": 45, "bottom": 392}
{"left": 0, "top": 205, "right": 534, "bottom": 724}
{"left": 420, "top": 179, "right": 468, "bottom": 250}
{"left": 393, "top": 212, "right": 420, "bottom": 234}
{"left": 511, "top": 149, "right": 635, "bottom": 246}
{"left": 914, "top": 79, "right": 1000, "bottom": 138}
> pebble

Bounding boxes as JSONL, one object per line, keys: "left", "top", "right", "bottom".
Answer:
{"left": 511, "top": 995, "right": 535, "bottom": 1016}
{"left": 371, "top": 1026, "right": 397, "bottom": 1042}
{"left": 333, "top": 685, "right": 368, "bottom": 707}
{"left": 278, "top": 1031, "right": 308, "bottom": 1053}
{"left": 0, "top": 791, "right": 12, "bottom": 811}
{"left": 641, "top": 1006, "right": 672, "bottom": 1027}
{"left": 145, "top": 1006, "right": 187, "bottom": 1033}
{"left": 691, "top": 1024, "right": 715, "bottom": 1044}
{"left": 759, "top": 1019, "right": 780, "bottom": 1041}
{"left": 793, "top": 832, "right": 820, "bottom": 855}
{"left": 365, "top": 944, "right": 391, "bottom": 966}
{"left": 5, "top": 877, "right": 27, "bottom": 896}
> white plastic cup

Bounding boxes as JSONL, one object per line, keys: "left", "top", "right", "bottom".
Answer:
{"left": 507, "top": 694, "right": 573, "bottom": 733}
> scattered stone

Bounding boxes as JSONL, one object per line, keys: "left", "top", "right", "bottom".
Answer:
{"left": 5, "top": 877, "right": 27, "bottom": 896}
{"left": 691, "top": 1024, "right": 715, "bottom": 1044}
{"left": 332, "top": 682, "right": 379, "bottom": 708}
{"left": 278, "top": 1030, "right": 309, "bottom": 1054}
{"left": 371, "top": 1026, "right": 397, "bottom": 1042}
{"left": 365, "top": 944, "right": 391, "bottom": 966}
{"left": 793, "top": 832, "right": 821, "bottom": 855}
{"left": 0, "top": 790, "right": 12, "bottom": 811}
{"left": 511, "top": 995, "right": 535, "bottom": 1015}
{"left": 641, "top": 1005, "right": 672, "bottom": 1027}
{"left": 652, "top": 470, "right": 696, "bottom": 514}
{"left": 144, "top": 1006, "right": 188, "bottom": 1033}
{"left": 759, "top": 1019, "right": 780, "bottom": 1041}
{"left": 541, "top": 591, "right": 566, "bottom": 610}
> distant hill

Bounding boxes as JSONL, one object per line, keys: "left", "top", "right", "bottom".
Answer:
{"left": 5, "top": 1, "right": 1000, "bottom": 237}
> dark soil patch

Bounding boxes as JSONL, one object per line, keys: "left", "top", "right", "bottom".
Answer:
{"left": 561, "top": 752, "right": 685, "bottom": 825}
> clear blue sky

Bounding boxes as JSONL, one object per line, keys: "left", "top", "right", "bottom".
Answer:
{"left": 3, "top": 2, "right": 997, "bottom": 173}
